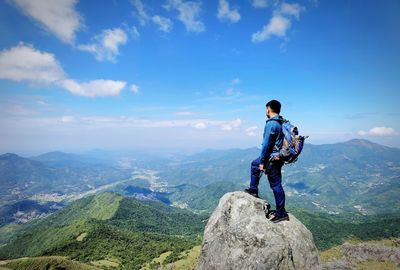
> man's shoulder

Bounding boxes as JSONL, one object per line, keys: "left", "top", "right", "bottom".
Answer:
{"left": 266, "top": 116, "right": 283, "bottom": 125}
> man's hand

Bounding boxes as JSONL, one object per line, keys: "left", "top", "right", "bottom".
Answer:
{"left": 259, "top": 164, "right": 264, "bottom": 171}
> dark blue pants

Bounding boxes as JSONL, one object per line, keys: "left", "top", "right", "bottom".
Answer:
{"left": 250, "top": 157, "right": 286, "bottom": 216}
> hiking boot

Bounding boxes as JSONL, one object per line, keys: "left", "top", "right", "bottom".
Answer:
{"left": 270, "top": 213, "right": 289, "bottom": 223}
{"left": 266, "top": 209, "right": 276, "bottom": 219}
{"left": 244, "top": 188, "right": 259, "bottom": 198}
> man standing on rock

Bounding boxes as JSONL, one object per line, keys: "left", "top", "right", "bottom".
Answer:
{"left": 245, "top": 99, "right": 289, "bottom": 223}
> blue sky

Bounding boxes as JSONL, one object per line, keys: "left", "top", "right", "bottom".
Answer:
{"left": 0, "top": 0, "right": 399, "bottom": 154}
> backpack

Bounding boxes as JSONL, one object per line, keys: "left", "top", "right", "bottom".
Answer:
{"left": 271, "top": 118, "right": 308, "bottom": 164}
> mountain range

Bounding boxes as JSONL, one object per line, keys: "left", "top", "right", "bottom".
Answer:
{"left": 1, "top": 138, "right": 399, "bottom": 225}
{"left": 1, "top": 191, "right": 399, "bottom": 269}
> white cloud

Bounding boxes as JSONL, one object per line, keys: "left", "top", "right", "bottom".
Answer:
{"left": 131, "top": 0, "right": 174, "bottom": 32}
{"left": 252, "top": 0, "right": 268, "bottom": 8}
{"left": 252, "top": 14, "right": 290, "bottom": 43}
{"left": 60, "top": 79, "right": 126, "bottom": 97}
{"left": 130, "top": 0, "right": 149, "bottom": 25}
{"left": 11, "top": 0, "right": 82, "bottom": 44}
{"left": 217, "top": 0, "right": 241, "bottom": 23}
{"left": 102, "top": 28, "right": 128, "bottom": 53}
{"left": 165, "top": 0, "right": 205, "bottom": 33}
{"left": 220, "top": 118, "right": 242, "bottom": 130}
{"left": 78, "top": 28, "right": 128, "bottom": 62}
{"left": 128, "top": 26, "right": 140, "bottom": 39}
{"left": 357, "top": 127, "right": 399, "bottom": 137}
{"left": 130, "top": 84, "right": 140, "bottom": 94}
{"left": 280, "top": 3, "right": 303, "bottom": 19}
{"left": 152, "top": 15, "right": 173, "bottom": 32}
{"left": 251, "top": 2, "right": 304, "bottom": 43}
{"left": 0, "top": 43, "right": 128, "bottom": 97}
{"left": 194, "top": 122, "right": 207, "bottom": 129}
{"left": 0, "top": 43, "right": 65, "bottom": 84}
{"left": 44, "top": 116, "right": 242, "bottom": 131}
{"left": 245, "top": 126, "right": 258, "bottom": 136}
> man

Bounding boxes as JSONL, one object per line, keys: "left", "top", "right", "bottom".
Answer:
{"left": 245, "top": 99, "right": 289, "bottom": 223}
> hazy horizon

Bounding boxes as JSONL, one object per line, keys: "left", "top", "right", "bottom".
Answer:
{"left": 1, "top": 137, "right": 398, "bottom": 158}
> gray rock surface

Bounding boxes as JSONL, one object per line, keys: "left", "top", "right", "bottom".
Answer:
{"left": 321, "top": 241, "right": 400, "bottom": 270}
{"left": 196, "top": 191, "right": 320, "bottom": 270}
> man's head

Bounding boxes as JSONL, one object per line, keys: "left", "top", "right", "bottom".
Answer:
{"left": 266, "top": 99, "right": 281, "bottom": 118}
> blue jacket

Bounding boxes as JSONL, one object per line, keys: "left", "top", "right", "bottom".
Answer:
{"left": 260, "top": 115, "right": 284, "bottom": 164}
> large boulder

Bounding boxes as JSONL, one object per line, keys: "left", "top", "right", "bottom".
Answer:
{"left": 196, "top": 191, "right": 320, "bottom": 270}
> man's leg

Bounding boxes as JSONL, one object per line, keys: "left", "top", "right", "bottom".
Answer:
{"left": 267, "top": 160, "right": 287, "bottom": 217}
{"left": 248, "top": 157, "right": 262, "bottom": 194}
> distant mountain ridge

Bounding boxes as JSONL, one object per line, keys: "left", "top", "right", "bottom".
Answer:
{"left": 1, "top": 138, "right": 399, "bottom": 218}
{"left": 0, "top": 151, "right": 130, "bottom": 206}
{"left": 31, "top": 151, "right": 106, "bottom": 167}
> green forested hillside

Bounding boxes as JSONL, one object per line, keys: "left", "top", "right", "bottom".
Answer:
{"left": 167, "top": 181, "right": 244, "bottom": 213}
{"left": 0, "top": 192, "right": 205, "bottom": 270}
{"left": 290, "top": 208, "right": 400, "bottom": 250}
{"left": 1, "top": 191, "right": 399, "bottom": 269}
{"left": 0, "top": 256, "right": 100, "bottom": 270}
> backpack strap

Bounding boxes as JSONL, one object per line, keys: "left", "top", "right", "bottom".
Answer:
{"left": 266, "top": 117, "right": 286, "bottom": 125}
{"left": 266, "top": 117, "right": 285, "bottom": 153}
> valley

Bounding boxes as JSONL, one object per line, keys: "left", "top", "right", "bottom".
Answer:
{"left": 0, "top": 139, "right": 399, "bottom": 269}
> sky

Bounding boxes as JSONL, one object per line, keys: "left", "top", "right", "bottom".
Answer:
{"left": 0, "top": 0, "right": 399, "bottom": 155}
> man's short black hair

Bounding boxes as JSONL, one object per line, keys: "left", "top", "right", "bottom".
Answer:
{"left": 266, "top": 99, "right": 281, "bottom": 114}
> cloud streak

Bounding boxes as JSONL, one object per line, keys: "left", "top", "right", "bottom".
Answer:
{"left": 78, "top": 28, "right": 128, "bottom": 62}
{"left": 217, "top": 0, "right": 241, "bottom": 23}
{"left": 251, "top": 2, "right": 304, "bottom": 43}
{"left": 11, "top": 0, "right": 82, "bottom": 44}
{"left": 131, "top": 0, "right": 174, "bottom": 32}
{"left": 357, "top": 127, "right": 399, "bottom": 137}
{"left": 60, "top": 79, "right": 126, "bottom": 97}
{"left": 52, "top": 115, "right": 243, "bottom": 131}
{"left": 0, "top": 43, "right": 128, "bottom": 97}
{"left": 165, "top": 0, "right": 205, "bottom": 33}
{"left": 245, "top": 126, "right": 258, "bottom": 136}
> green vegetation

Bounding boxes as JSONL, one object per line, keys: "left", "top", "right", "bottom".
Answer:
{"left": 345, "top": 238, "right": 400, "bottom": 247}
{"left": 356, "top": 260, "right": 397, "bottom": 270}
{"left": 43, "top": 221, "right": 201, "bottom": 269}
{"left": 1, "top": 185, "right": 399, "bottom": 269}
{"left": 167, "top": 182, "right": 243, "bottom": 213}
{"left": 320, "top": 247, "right": 345, "bottom": 262}
{"left": 0, "top": 256, "right": 100, "bottom": 270}
{"left": 107, "top": 198, "right": 206, "bottom": 235}
{"left": 0, "top": 193, "right": 205, "bottom": 270}
{"left": 142, "top": 251, "right": 172, "bottom": 269}
{"left": 90, "top": 258, "right": 119, "bottom": 269}
{"left": 0, "top": 224, "right": 21, "bottom": 244}
{"left": 141, "top": 245, "right": 201, "bottom": 270}
{"left": 290, "top": 208, "right": 400, "bottom": 250}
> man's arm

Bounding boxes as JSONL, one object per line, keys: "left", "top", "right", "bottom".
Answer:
{"left": 259, "top": 121, "right": 278, "bottom": 166}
